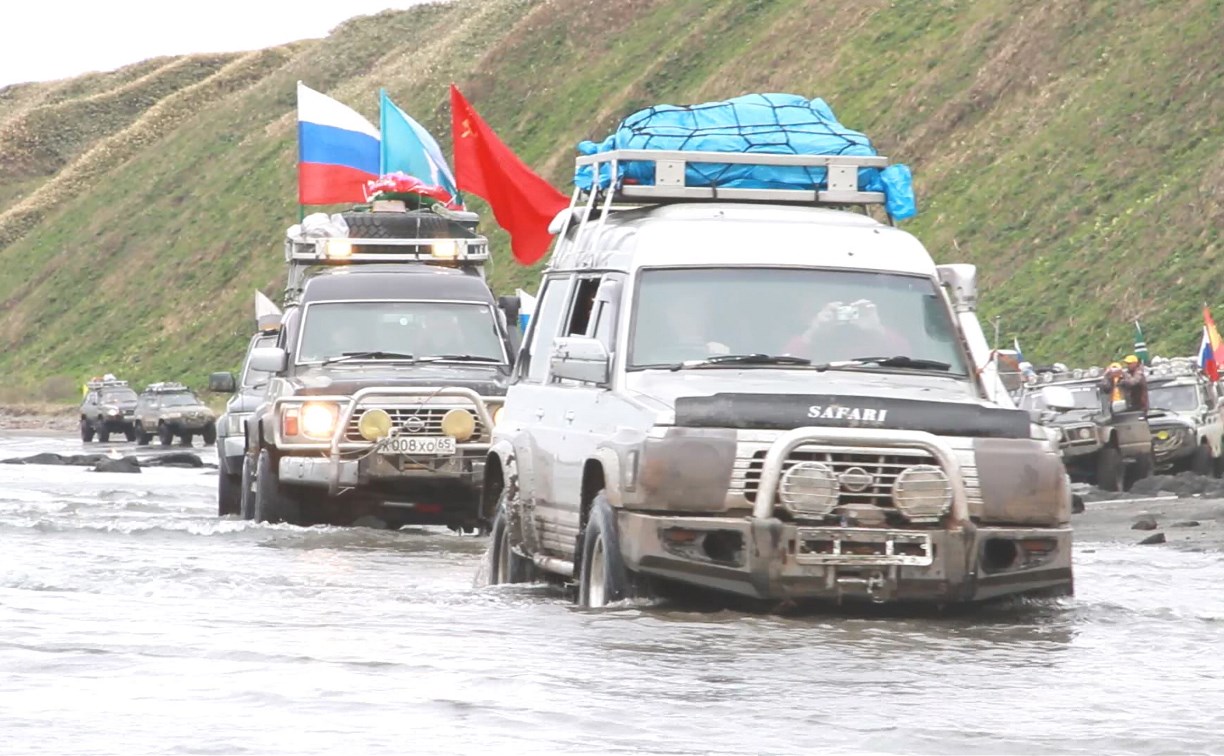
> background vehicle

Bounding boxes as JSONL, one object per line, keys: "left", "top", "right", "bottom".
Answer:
{"left": 79, "top": 376, "right": 138, "bottom": 443}
{"left": 239, "top": 207, "right": 520, "bottom": 530}
{"left": 1145, "top": 358, "right": 1224, "bottom": 475}
{"left": 486, "top": 149, "right": 1072, "bottom": 608}
{"left": 1019, "top": 371, "right": 1153, "bottom": 491}
{"left": 211, "top": 293, "right": 282, "bottom": 516}
{"left": 133, "top": 382, "right": 217, "bottom": 447}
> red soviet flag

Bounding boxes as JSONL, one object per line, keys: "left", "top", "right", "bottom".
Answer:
{"left": 450, "top": 84, "right": 569, "bottom": 265}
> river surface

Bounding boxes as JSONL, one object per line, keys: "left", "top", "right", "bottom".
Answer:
{"left": 2, "top": 431, "right": 1222, "bottom": 755}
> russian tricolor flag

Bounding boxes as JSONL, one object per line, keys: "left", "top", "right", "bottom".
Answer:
{"left": 297, "top": 82, "right": 380, "bottom": 206}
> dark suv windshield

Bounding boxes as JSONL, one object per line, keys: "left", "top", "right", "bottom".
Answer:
{"left": 1149, "top": 384, "right": 1200, "bottom": 412}
{"left": 159, "top": 393, "right": 200, "bottom": 407}
{"left": 296, "top": 301, "right": 505, "bottom": 364}
{"left": 100, "top": 389, "right": 137, "bottom": 404}
{"left": 628, "top": 267, "right": 968, "bottom": 373}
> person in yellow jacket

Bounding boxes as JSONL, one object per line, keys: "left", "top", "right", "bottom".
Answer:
{"left": 1100, "top": 355, "right": 1148, "bottom": 413}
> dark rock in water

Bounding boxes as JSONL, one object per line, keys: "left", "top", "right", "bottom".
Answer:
{"left": 1138, "top": 532, "right": 1167, "bottom": 545}
{"left": 352, "top": 515, "right": 389, "bottom": 530}
{"left": 93, "top": 457, "right": 142, "bottom": 474}
{"left": 1071, "top": 494, "right": 1085, "bottom": 514}
{"left": 7, "top": 452, "right": 68, "bottom": 466}
{"left": 1171, "top": 520, "right": 1202, "bottom": 528}
{"left": 1131, "top": 516, "right": 1159, "bottom": 531}
{"left": 65, "top": 454, "right": 108, "bottom": 467}
{"left": 140, "top": 452, "right": 204, "bottom": 469}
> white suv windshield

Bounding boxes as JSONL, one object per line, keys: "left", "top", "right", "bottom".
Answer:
{"left": 100, "top": 389, "right": 136, "bottom": 404}
{"left": 297, "top": 301, "right": 505, "bottom": 364}
{"left": 1020, "top": 384, "right": 1102, "bottom": 411}
{"left": 1149, "top": 384, "right": 1200, "bottom": 412}
{"left": 628, "top": 267, "right": 967, "bottom": 373}
{"left": 160, "top": 393, "right": 199, "bottom": 407}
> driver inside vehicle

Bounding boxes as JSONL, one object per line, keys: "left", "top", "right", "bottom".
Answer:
{"left": 782, "top": 298, "right": 911, "bottom": 362}
{"left": 634, "top": 289, "right": 730, "bottom": 365}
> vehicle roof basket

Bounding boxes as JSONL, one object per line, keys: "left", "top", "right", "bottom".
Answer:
{"left": 551, "top": 149, "right": 892, "bottom": 267}
{"left": 143, "top": 381, "right": 189, "bottom": 393}
{"left": 282, "top": 235, "right": 490, "bottom": 306}
{"left": 86, "top": 376, "right": 129, "bottom": 390}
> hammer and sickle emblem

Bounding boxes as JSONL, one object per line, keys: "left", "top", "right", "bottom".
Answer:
{"left": 460, "top": 119, "right": 475, "bottom": 139}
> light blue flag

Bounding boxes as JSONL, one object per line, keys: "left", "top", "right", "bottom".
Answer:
{"left": 379, "top": 89, "right": 460, "bottom": 200}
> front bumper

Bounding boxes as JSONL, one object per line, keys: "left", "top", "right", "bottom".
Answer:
{"left": 164, "top": 417, "right": 213, "bottom": 432}
{"left": 1151, "top": 430, "right": 1195, "bottom": 465}
{"left": 278, "top": 449, "right": 487, "bottom": 494}
{"left": 619, "top": 513, "right": 1073, "bottom": 603}
{"left": 619, "top": 426, "right": 1072, "bottom": 604}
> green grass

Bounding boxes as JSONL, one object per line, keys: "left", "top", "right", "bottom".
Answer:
{"left": 0, "top": 0, "right": 1221, "bottom": 397}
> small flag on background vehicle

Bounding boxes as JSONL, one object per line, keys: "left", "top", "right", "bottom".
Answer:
{"left": 1013, "top": 337, "right": 1025, "bottom": 364}
{"left": 1199, "top": 327, "right": 1219, "bottom": 381}
{"left": 1133, "top": 320, "right": 1149, "bottom": 365}
{"left": 1203, "top": 305, "right": 1224, "bottom": 378}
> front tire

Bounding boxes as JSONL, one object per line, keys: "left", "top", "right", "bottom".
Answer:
{"left": 254, "top": 448, "right": 302, "bottom": 524}
{"left": 202, "top": 423, "right": 217, "bottom": 446}
{"left": 489, "top": 496, "right": 534, "bottom": 585}
{"left": 96, "top": 424, "right": 110, "bottom": 443}
{"left": 1191, "top": 444, "right": 1213, "bottom": 476}
{"left": 80, "top": 418, "right": 94, "bottom": 443}
{"left": 1126, "top": 452, "right": 1154, "bottom": 490}
{"left": 239, "top": 454, "right": 256, "bottom": 521}
{"left": 158, "top": 425, "right": 174, "bottom": 446}
{"left": 218, "top": 469, "right": 241, "bottom": 517}
{"left": 1096, "top": 446, "right": 1124, "bottom": 492}
{"left": 136, "top": 428, "right": 151, "bottom": 446}
{"left": 578, "top": 493, "right": 629, "bottom": 608}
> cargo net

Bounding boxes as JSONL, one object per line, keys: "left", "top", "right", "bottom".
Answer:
{"left": 576, "top": 94, "right": 881, "bottom": 192}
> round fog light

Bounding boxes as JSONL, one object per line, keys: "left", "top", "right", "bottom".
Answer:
{"left": 892, "top": 464, "right": 952, "bottom": 522}
{"left": 358, "top": 409, "right": 392, "bottom": 441}
{"left": 778, "top": 461, "right": 838, "bottom": 517}
{"left": 441, "top": 408, "right": 475, "bottom": 441}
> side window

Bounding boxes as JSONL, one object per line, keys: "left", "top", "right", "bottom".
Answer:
{"left": 565, "top": 277, "right": 601, "bottom": 337}
{"left": 523, "top": 275, "right": 574, "bottom": 383}
{"left": 590, "top": 276, "right": 624, "bottom": 352}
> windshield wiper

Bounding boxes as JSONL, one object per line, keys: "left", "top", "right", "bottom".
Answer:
{"left": 841, "top": 355, "right": 953, "bottom": 372}
{"left": 321, "top": 350, "right": 416, "bottom": 365}
{"left": 417, "top": 354, "right": 503, "bottom": 363}
{"left": 666, "top": 353, "right": 813, "bottom": 371}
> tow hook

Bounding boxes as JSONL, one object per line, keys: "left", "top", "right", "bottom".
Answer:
{"left": 835, "top": 570, "right": 891, "bottom": 603}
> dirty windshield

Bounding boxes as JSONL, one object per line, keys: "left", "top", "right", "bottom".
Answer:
{"left": 1020, "top": 383, "right": 1101, "bottom": 411}
{"left": 296, "top": 301, "right": 505, "bottom": 364}
{"left": 1149, "top": 384, "right": 1200, "bottom": 412}
{"left": 628, "top": 267, "right": 967, "bottom": 373}
{"left": 159, "top": 393, "right": 200, "bottom": 407}
{"left": 99, "top": 388, "right": 137, "bottom": 405}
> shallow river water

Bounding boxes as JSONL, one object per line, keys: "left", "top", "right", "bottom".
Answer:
{"left": 2, "top": 432, "right": 1222, "bottom": 755}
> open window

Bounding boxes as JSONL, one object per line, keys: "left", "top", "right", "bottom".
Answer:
{"left": 565, "top": 277, "right": 601, "bottom": 337}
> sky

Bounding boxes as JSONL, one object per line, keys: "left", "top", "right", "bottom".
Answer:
{"left": 0, "top": 0, "right": 436, "bottom": 88}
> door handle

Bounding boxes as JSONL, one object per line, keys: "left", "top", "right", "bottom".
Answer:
{"left": 565, "top": 410, "right": 575, "bottom": 423}
{"left": 535, "top": 408, "right": 545, "bottom": 420}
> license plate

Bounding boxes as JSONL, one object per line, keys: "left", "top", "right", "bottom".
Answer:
{"left": 377, "top": 436, "right": 456, "bottom": 456}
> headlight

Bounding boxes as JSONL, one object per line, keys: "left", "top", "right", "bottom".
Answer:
{"left": 492, "top": 405, "right": 505, "bottom": 426}
{"left": 777, "top": 461, "right": 839, "bottom": 517}
{"left": 892, "top": 465, "right": 952, "bottom": 522}
{"left": 300, "top": 402, "right": 340, "bottom": 439}
{"left": 166, "top": 412, "right": 183, "bottom": 419}
{"left": 440, "top": 408, "right": 475, "bottom": 441}
{"left": 105, "top": 407, "right": 119, "bottom": 416}
{"left": 1078, "top": 427, "right": 1093, "bottom": 440}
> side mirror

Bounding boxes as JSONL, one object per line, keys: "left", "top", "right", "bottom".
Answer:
{"left": 248, "top": 347, "right": 288, "bottom": 374}
{"left": 550, "top": 336, "right": 610, "bottom": 384}
{"left": 936, "top": 264, "right": 978, "bottom": 313}
{"left": 208, "top": 371, "right": 237, "bottom": 393}
{"left": 1041, "top": 385, "right": 1076, "bottom": 412}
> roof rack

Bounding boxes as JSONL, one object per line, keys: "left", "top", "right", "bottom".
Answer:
{"left": 574, "top": 149, "right": 890, "bottom": 205}
{"left": 86, "top": 376, "right": 129, "bottom": 390}
{"left": 144, "top": 381, "right": 189, "bottom": 393}
{"left": 551, "top": 149, "right": 892, "bottom": 270}
{"left": 282, "top": 235, "right": 491, "bottom": 306}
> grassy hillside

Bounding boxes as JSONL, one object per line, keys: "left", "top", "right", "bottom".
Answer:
{"left": 0, "top": 0, "right": 1221, "bottom": 400}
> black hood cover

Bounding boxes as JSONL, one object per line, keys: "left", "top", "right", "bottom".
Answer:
{"left": 674, "top": 393, "right": 1032, "bottom": 439}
